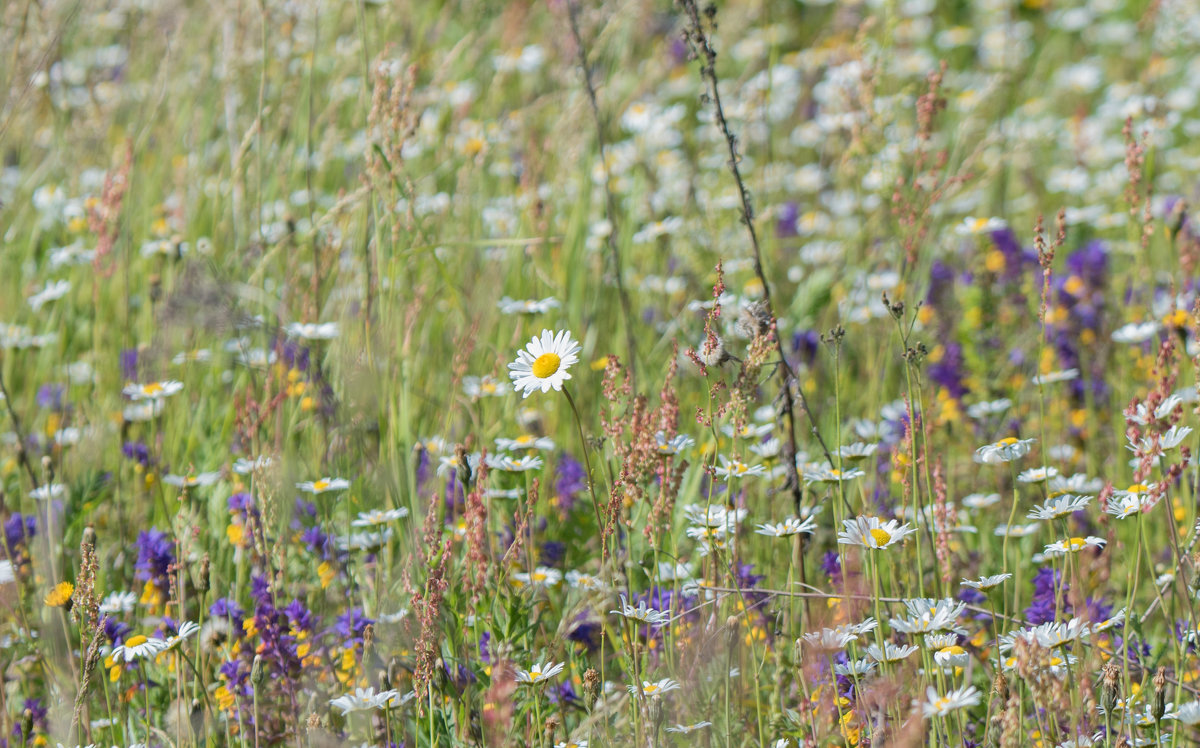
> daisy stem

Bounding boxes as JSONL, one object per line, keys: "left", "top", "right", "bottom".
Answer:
{"left": 562, "top": 387, "right": 606, "bottom": 561}
{"left": 1001, "top": 460, "right": 1020, "bottom": 635}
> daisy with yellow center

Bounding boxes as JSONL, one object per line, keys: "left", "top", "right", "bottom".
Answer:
{"left": 626, "top": 678, "right": 681, "bottom": 697}
{"left": 123, "top": 380, "right": 184, "bottom": 401}
{"left": 1043, "top": 535, "right": 1107, "bottom": 557}
{"left": 508, "top": 329, "right": 581, "bottom": 397}
{"left": 837, "top": 516, "right": 915, "bottom": 550}
{"left": 514, "top": 661, "right": 565, "bottom": 684}
{"left": 296, "top": 477, "right": 351, "bottom": 494}
{"left": 921, "top": 685, "right": 980, "bottom": 718}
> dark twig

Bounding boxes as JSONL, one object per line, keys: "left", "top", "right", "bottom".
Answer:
{"left": 676, "top": 0, "right": 834, "bottom": 513}
{"left": 564, "top": 0, "right": 639, "bottom": 389}
{"left": 0, "top": 361, "right": 40, "bottom": 490}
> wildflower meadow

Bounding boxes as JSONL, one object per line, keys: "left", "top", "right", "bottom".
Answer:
{"left": 4, "top": 0, "right": 1200, "bottom": 745}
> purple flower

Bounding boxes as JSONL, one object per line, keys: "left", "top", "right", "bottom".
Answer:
{"left": 210, "top": 597, "right": 245, "bottom": 621}
{"left": 120, "top": 348, "right": 139, "bottom": 381}
{"left": 121, "top": 441, "right": 152, "bottom": 466}
{"left": 555, "top": 453, "right": 586, "bottom": 507}
{"left": 1024, "top": 567, "right": 1069, "bottom": 625}
{"left": 332, "top": 607, "right": 374, "bottom": 647}
{"left": 4, "top": 513, "right": 35, "bottom": 555}
{"left": 36, "top": 384, "right": 65, "bottom": 410}
{"left": 135, "top": 529, "right": 175, "bottom": 584}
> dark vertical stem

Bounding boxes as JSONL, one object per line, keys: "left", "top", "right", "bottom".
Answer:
{"left": 676, "top": 0, "right": 833, "bottom": 513}
{"left": 564, "top": 0, "right": 638, "bottom": 389}
{"left": 0, "top": 362, "right": 39, "bottom": 490}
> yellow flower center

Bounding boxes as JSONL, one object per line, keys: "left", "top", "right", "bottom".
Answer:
{"left": 1066, "top": 537, "right": 1087, "bottom": 551}
{"left": 144, "top": 382, "right": 163, "bottom": 395}
{"left": 532, "top": 572, "right": 546, "bottom": 582}
{"left": 1127, "top": 483, "right": 1148, "bottom": 493}
{"left": 530, "top": 670, "right": 542, "bottom": 679}
{"left": 313, "top": 480, "right": 329, "bottom": 491}
{"left": 940, "top": 645, "right": 966, "bottom": 655}
{"left": 867, "top": 528, "right": 892, "bottom": 547}
{"left": 126, "top": 634, "right": 148, "bottom": 648}
{"left": 531, "top": 353, "right": 561, "bottom": 379}
{"left": 997, "top": 437, "right": 1018, "bottom": 446}
{"left": 644, "top": 684, "right": 659, "bottom": 694}
{"left": 516, "top": 435, "right": 534, "bottom": 445}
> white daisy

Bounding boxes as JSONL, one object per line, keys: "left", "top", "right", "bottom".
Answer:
{"left": 508, "top": 329, "right": 581, "bottom": 397}
{"left": 626, "top": 678, "right": 680, "bottom": 697}
{"left": 284, "top": 322, "right": 340, "bottom": 340}
{"left": 163, "top": 471, "right": 222, "bottom": 488}
{"left": 495, "top": 434, "right": 556, "bottom": 452}
{"left": 463, "top": 375, "right": 512, "bottom": 399}
{"left": 921, "top": 685, "right": 981, "bottom": 718}
{"left": 486, "top": 454, "right": 544, "bottom": 472}
{"left": 755, "top": 516, "right": 817, "bottom": 537}
{"left": 655, "top": 432, "right": 695, "bottom": 455}
{"left": 497, "top": 296, "right": 560, "bottom": 315}
{"left": 837, "top": 516, "right": 915, "bottom": 550}
{"left": 866, "top": 641, "right": 919, "bottom": 663}
{"left": 1043, "top": 536, "right": 1107, "bottom": 557}
{"left": 803, "top": 464, "right": 866, "bottom": 483}
{"left": 352, "top": 508, "right": 410, "bottom": 526}
{"left": 512, "top": 567, "right": 562, "bottom": 588}
{"left": 232, "top": 455, "right": 274, "bottom": 474}
{"left": 329, "top": 687, "right": 405, "bottom": 715}
{"left": 714, "top": 456, "right": 767, "bottom": 479}
{"left": 610, "top": 594, "right": 671, "bottom": 626}
{"left": 123, "top": 381, "right": 183, "bottom": 401}
{"left": 961, "top": 573, "right": 1012, "bottom": 591}
{"left": 99, "top": 591, "right": 137, "bottom": 614}
{"left": 1027, "top": 494, "right": 1091, "bottom": 521}
{"left": 514, "top": 661, "right": 566, "bottom": 684}
{"left": 974, "top": 437, "right": 1036, "bottom": 464}
{"left": 296, "top": 477, "right": 351, "bottom": 494}
{"left": 110, "top": 634, "right": 169, "bottom": 663}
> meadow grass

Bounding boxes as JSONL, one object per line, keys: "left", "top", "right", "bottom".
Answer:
{"left": 1, "top": 0, "right": 1199, "bottom": 746}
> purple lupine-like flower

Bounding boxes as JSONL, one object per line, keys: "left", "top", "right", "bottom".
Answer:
{"left": 250, "top": 575, "right": 272, "bottom": 605}
{"left": 566, "top": 614, "right": 602, "bottom": 652}
{"left": 1065, "top": 240, "right": 1109, "bottom": 289}
{"left": 775, "top": 201, "right": 800, "bottom": 238}
{"left": 479, "top": 631, "right": 493, "bottom": 663}
{"left": 103, "top": 616, "right": 130, "bottom": 645}
{"left": 121, "top": 441, "right": 153, "bottom": 466}
{"left": 332, "top": 607, "right": 375, "bottom": 646}
{"left": 548, "top": 680, "right": 579, "bottom": 704}
{"left": 538, "top": 540, "right": 567, "bottom": 567}
{"left": 555, "top": 453, "right": 586, "bottom": 512}
{"left": 299, "top": 525, "right": 333, "bottom": 559}
{"left": 4, "top": 513, "right": 35, "bottom": 555}
{"left": 988, "top": 228, "right": 1038, "bottom": 281}
{"left": 120, "top": 348, "right": 139, "bottom": 381}
{"left": 283, "top": 599, "right": 315, "bottom": 632}
{"left": 1024, "top": 567, "right": 1069, "bottom": 625}
{"left": 820, "top": 551, "right": 842, "bottom": 585}
{"left": 415, "top": 447, "right": 432, "bottom": 495}
{"left": 228, "top": 492, "right": 255, "bottom": 512}
{"left": 134, "top": 529, "right": 175, "bottom": 583}
{"left": 927, "top": 342, "right": 969, "bottom": 399}
{"left": 792, "top": 329, "right": 821, "bottom": 367}
{"left": 926, "top": 259, "right": 956, "bottom": 313}
{"left": 210, "top": 597, "right": 245, "bottom": 621}
{"left": 36, "top": 384, "right": 65, "bottom": 410}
